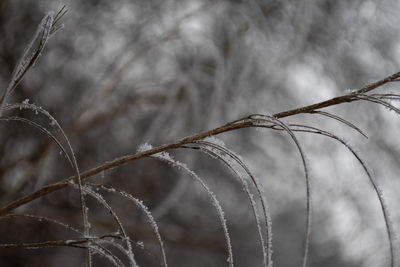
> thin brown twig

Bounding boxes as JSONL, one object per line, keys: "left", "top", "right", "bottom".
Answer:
{"left": 0, "top": 238, "right": 89, "bottom": 249}
{"left": 1, "top": 71, "right": 400, "bottom": 216}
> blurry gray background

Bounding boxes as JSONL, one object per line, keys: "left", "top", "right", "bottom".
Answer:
{"left": 1, "top": 0, "right": 400, "bottom": 266}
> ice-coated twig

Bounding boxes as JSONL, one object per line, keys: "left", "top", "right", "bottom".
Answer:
{"left": 0, "top": 6, "right": 66, "bottom": 114}
{"left": 188, "top": 136, "right": 273, "bottom": 267}
{"left": 307, "top": 110, "right": 368, "bottom": 138}
{"left": 140, "top": 146, "right": 234, "bottom": 267}
{"left": 250, "top": 115, "right": 312, "bottom": 267}
{"left": 69, "top": 184, "right": 138, "bottom": 267}
{"left": 2, "top": 73, "right": 400, "bottom": 267}
{"left": 1, "top": 102, "right": 91, "bottom": 265}
{"left": 85, "top": 182, "right": 168, "bottom": 267}
{"left": 356, "top": 94, "right": 400, "bottom": 115}
{"left": 284, "top": 123, "right": 396, "bottom": 267}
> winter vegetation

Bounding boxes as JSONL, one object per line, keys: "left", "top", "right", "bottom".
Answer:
{"left": 1, "top": 1, "right": 400, "bottom": 266}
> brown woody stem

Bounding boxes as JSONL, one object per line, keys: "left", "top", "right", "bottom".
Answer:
{"left": 1, "top": 71, "right": 399, "bottom": 216}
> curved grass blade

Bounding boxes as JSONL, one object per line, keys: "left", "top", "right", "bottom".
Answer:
{"left": 0, "top": 116, "right": 74, "bottom": 169}
{"left": 357, "top": 95, "right": 400, "bottom": 115}
{"left": 0, "top": 5, "right": 67, "bottom": 113}
{"left": 250, "top": 115, "right": 312, "bottom": 267}
{"left": 2, "top": 103, "right": 90, "bottom": 256}
{"left": 190, "top": 137, "right": 272, "bottom": 267}
{"left": 0, "top": 214, "right": 140, "bottom": 266}
{"left": 370, "top": 93, "right": 400, "bottom": 102}
{"left": 307, "top": 110, "right": 368, "bottom": 138}
{"left": 138, "top": 144, "right": 234, "bottom": 267}
{"left": 285, "top": 123, "right": 395, "bottom": 267}
{"left": 85, "top": 182, "right": 168, "bottom": 267}
{"left": 70, "top": 184, "right": 138, "bottom": 267}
